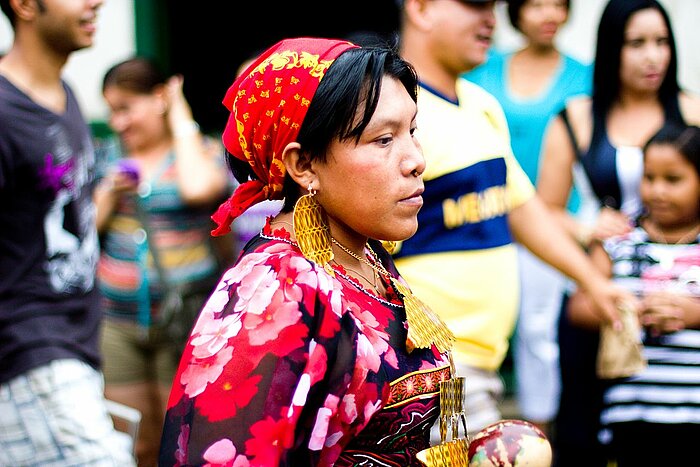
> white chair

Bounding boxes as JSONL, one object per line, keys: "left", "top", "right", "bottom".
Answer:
{"left": 105, "top": 399, "right": 142, "bottom": 459}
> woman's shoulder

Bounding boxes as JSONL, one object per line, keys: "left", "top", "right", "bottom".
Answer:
{"left": 562, "top": 53, "right": 592, "bottom": 69}
{"left": 560, "top": 97, "right": 593, "bottom": 146}
{"left": 235, "top": 233, "right": 330, "bottom": 285}
{"left": 564, "top": 95, "right": 592, "bottom": 117}
{"left": 560, "top": 54, "right": 593, "bottom": 92}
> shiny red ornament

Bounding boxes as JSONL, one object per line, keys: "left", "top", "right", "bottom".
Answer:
{"left": 468, "top": 419, "right": 552, "bottom": 467}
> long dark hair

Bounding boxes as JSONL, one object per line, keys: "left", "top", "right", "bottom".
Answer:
{"left": 592, "top": 0, "right": 680, "bottom": 122}
{"left": 226, "top": 44, "right": 419, "bottom": 212}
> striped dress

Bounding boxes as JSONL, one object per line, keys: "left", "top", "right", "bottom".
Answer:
{"left": 96, "top": 140, "right": 222, "bottom": 328}
{"left": 599, "top": 225, "right": 700, "bottom": 439}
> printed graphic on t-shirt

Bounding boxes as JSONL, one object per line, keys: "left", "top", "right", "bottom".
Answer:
{"left": 39, "top": 125, "right": 98, "bottom": 294}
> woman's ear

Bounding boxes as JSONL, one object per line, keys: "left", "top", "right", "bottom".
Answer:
{"left": 283, "top": 142, "right": 315, "bottom": 189}
{"left": 152, "top": 85, "right": 168, "bottom": 115}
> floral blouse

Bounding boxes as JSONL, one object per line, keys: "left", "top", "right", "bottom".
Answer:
{"left": 158, "top": 222, "right": 451, "bottom": 466}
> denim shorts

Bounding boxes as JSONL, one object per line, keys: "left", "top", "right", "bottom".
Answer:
{"left": 0, "top": 359, "right": 136, "bottom": 466}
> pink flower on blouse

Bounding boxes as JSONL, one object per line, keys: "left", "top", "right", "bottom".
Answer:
{"left": 202, "top": 438, "right": 250, "bottom": 467}
{"left": 202, "top": 282, "right": 234, "bottom": 313}
{"left": 345, "top": 300, "right": 392, "bottom": 366}
{"left": 309, "top": 394, "right": 340, "bottom": 450}
{"left": 364, "top": 399, "right": 382, "bottom": 422}
{"left": 290, "top": 373, "right": 312, "bottom": 411}
{"left": 356, "top": 333, "right": 382, "bottom": 374}
{"left": 181, "top": 346, "right": 235, "bottom": 398}
{"left": 277, "top": 254, "right": 318, "bottom": 302}
{"left": 175, "top": 424, "right": 190, "bottom": 465}
{"left": 340, "top": 393, "right": 358, "bottom": 424}
{"left": 244, "top": 291, "right": 302, "bottom": 345}
{"left": 234, "top": 263, "right": 279, "bottom": 316}
{"left": 191, "top": 314, "right": 243, "bottom": 358}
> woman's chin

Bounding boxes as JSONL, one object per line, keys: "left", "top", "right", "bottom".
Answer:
{"left": 381, "top": 221, "right": 419, "bottom": 243}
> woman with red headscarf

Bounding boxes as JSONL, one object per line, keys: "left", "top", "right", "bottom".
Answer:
{"left": 158, "top": 37, "right": 458, "bottom": 466}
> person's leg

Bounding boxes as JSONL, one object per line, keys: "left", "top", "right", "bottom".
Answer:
{"left": 514, "top": 245, "right": 566, "bottom": 436}
{"left": 0, "top": 359, "right": 136, "bottom": 466}
{"left": 102, "top": 319, "right": 171, "bottom": 467}
{"left": 553, "top": 295, "right": 607, "bottom": 467}
{"left": 105, "top": 381, "right": 160, "bottom": 467}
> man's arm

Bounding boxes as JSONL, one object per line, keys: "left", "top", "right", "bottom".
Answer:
{"left": 509, "top": 194, "right": 634, "bottom": 328}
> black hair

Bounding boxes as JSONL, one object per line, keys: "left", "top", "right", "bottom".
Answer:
{"left": 0, "top": 0, "right": 45, "bottom": 27}
{"left": 644, "top": 124, "right": 700, "bottom": 178}
{"left": 344, "top": 30, "right": 395, "bottom": 49}
{"left": 226, "top": 43, "right": 419, "bottom": 212}
{"left": 0, "top": 0, "right": 15, "bottom": 26}
{"left": 592, "top": 0, "right": 680, "bottom": 123}
{"left": 507, "top": 0, "right": 570, "bottom": 32}
{"left": 102, "top": 56, "right": 167, "bottom": 95}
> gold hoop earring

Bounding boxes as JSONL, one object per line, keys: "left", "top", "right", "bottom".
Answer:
{"left": 293, "top": 184, "right": 334, "bottom": 275}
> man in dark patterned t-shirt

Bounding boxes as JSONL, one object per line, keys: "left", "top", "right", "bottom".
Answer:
{"left": 0, "top": 0, "right": 134, "bottom": 465}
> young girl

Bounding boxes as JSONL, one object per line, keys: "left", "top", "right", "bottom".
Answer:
{"left": 573, "top": 123, "right": 700, "bottom": 465}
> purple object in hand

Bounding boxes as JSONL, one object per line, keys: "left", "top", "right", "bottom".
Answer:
{"left": 116, "top": 159, "right": 140, "bottom": 183}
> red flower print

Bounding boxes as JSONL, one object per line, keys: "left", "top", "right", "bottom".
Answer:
{"left": 245, "top": 416, "right": 294, "bottom": 465}
{"left": 196, "top": 371, "right": 263, "bottom": 422}
{"left": 305, "top": 340, "right": 329, "bottom": 386}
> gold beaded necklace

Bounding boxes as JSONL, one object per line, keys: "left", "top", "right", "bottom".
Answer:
{"left": 331, "top": 238, "right": 455, "bottom": 354}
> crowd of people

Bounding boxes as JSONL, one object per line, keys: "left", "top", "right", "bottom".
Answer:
{"left": 464, "top": 0, "right": 592, "bottom": 436}
{"left": 1, "top": 0, "right": 699, "bottom": 466}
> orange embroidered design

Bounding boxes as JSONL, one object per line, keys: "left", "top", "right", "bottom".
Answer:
{"left": 385, "top": 366, "right": 451, "bottom": 408}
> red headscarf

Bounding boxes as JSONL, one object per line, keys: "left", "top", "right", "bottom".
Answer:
{"left": 211, "top": 37, "right": 359, "bottom": 236}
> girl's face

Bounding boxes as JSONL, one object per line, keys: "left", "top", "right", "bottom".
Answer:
{"left": 641, "top": 143, "right": 700, "bottom": 229}
{"left": 619, "top": 8, "right": 671, "bottom": 96}
{"left": 519, "top": 0, "right": 568, "bottom": 48}
{"left": 312, "top": 77, "right": 425, "bottom": 246}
